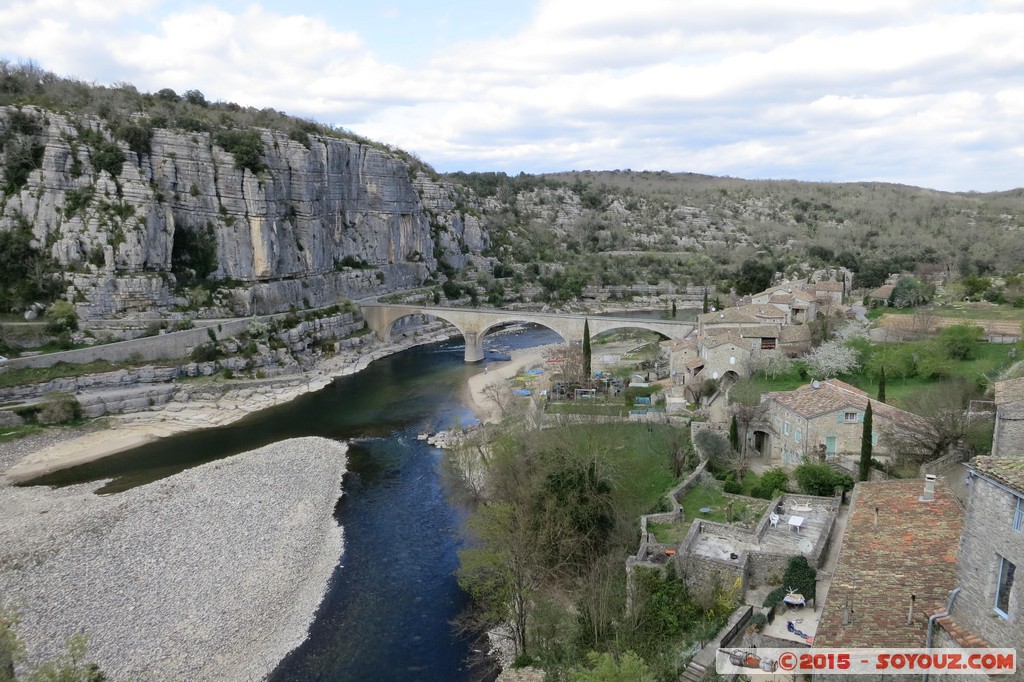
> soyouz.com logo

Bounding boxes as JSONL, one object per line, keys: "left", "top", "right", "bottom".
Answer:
{"left": 716, "top": 648, "right": 1017, "bottom": 675}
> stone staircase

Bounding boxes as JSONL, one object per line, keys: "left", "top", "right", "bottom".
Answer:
{"left": 680, "top": 660, "right": 707, "bottom": 682}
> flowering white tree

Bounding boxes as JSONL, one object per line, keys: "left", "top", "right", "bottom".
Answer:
{"left": 803, "top": 340, "right": 861, "bottom": 378}
{"left": 748, "top": 349, "right": 793, "bottom": 379}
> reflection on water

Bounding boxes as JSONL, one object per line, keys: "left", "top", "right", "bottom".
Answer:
{"left": 26, "top": 325, "right": 561, "bottom": 681}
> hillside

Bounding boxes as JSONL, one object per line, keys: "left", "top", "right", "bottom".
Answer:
{"left": 2, "top": 63, "right": 1024, "bottom": 322}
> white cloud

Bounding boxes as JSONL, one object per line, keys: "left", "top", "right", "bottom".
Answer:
{"left": 0, "top": 0, "right": 1021, "bottom": 190}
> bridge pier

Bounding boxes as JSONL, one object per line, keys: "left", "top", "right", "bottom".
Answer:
{"left": 463, "top": 331, "right": 485, "bottom": 362}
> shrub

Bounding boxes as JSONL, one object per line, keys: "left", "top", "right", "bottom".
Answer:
{"left": 37, "top": 392, "right": 81, "bottom": 425}
{"left": 44, "top": 300, "right": 78, "bottom": 334}
{"left": 190, "top": 343, "right": 221, "bottom": 363}
{"left": 213, "top": 129, "right": 265, "bottom": 174}
{"left": 90, "top": 140, "right": 125, "bottom": 178}
{"left": 793, "top": 462, "right": 853, "bottom": 496}
{"left": 723, "top": 480, "right": 742, "bottom": 494}
{"left": 751, "top": 468, "right": 789, "bottom": 499}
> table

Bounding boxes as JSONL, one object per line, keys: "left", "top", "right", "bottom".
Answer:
{"left": 788, "top": 515, "right": 805, "bottom": 533}
{"left": 699, "top": 507, "right": 712, "bottom": 514}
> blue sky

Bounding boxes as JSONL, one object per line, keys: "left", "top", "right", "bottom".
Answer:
{"left": 2, "top": 0, "right": 1023, "bottom": 192}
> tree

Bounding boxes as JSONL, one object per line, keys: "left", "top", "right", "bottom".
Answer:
{"left": 0, "top": 601, "right": 105, "bottom": 682}
{"left": 793, "top": 462, "right": 853, "bottom": 496}
{"left": 569, "top": 651, "right": 653, "bottom": 682}
{"left": 582, "top": 318, "right": 592, "bottom": 379}
{"left": 803, "top": 340, "right": 860, "bottom": 378}
{"left": 733, "top": 259, "right": 774, "bottom": 296}
{"left": 728, "top": 416, "right": 739, "bottom": 452}
{"left": 859, "top": 402, "right": 873, "bottom": 482}
{"left": 890, "top": 380, "right": 977, "bottom": 463}
{"left": 751, "top": 468, "right": 789, "bottom": 499}
{"left": 44, "top": 300, "right": 78, "bottom": 335}
{"left": 938, "top": 323, "right": 984, "bottom": 360}
{"left": 889, "top": 276, "right": 934, "bottom": 308}
{"left": 877, "top": 366, "right": 886, "bottom": 403}
{"left": 544, "top": 343, "right": 588, "bottom": 386}
{"left": 702, "top": 287, "right": 709, "bottom": 314}
{"left": 748, "top": 349, "right": 793, "bottom": 379}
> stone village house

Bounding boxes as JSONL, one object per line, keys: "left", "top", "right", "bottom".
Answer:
{"left": 758, "top": 379, "right": 932, "bottom": 468}
{"left": 928, "top": 456, "right": 1024, "bottom": 671}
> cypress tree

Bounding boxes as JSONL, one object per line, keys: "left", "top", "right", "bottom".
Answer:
{"left": 859, "top": 401, "right": 873, "bottom": 482}
{"left": 729, "top": 415, "right": 740, "bottom": 452}
{"left": 582, "top": 318, "right": 592, "bottom": 380}
{"left": 877, "top": 366, "right": 886, "bottom": 403}
{"left": 702, "top": 287, "right": 709, "bottom": 314}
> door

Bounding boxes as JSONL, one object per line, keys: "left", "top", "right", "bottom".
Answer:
{"left": 825, "top": 436, "right": 837, "bottom": 458}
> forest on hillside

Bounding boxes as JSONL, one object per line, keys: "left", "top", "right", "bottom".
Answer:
{"left": 2, "top": 60, "right": 1024, "bottom": 308}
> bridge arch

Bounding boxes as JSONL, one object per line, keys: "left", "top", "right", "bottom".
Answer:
{"left": 360, "top": 303, "right": 695, "bottom": 363}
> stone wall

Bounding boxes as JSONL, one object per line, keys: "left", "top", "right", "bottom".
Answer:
{"left": 949, "top": 474, "right": 1024, "bottom": 649}
{"left": 2, "top": 309, "right": 362, "bottom": 370}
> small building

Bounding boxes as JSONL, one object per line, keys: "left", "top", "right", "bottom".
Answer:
{"left": 760, "top": 379, "right": 932, "bottom": 468}
{"left": 699, "top": 332, "right": 751, "bottom": 382}
{"left": 867, "top": 284, "right": 895, "bottom": 306}
{"left": 930, "top": 456, "right": 1024, "bottom": 657}
{"left": 816, "top": 479, "right": 963, "bottom": 671}
{"left": 992, "top": 377, "right": 1024, "bottom": 458}
{"left": 808, "top": 280, "right": 845, "bottom": 306}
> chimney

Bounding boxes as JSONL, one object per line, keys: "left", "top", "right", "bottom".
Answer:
{"left": 907, "top": 594, "right": 916, "bottom": 625}
{"left": 920, "top": 474, "right": 937, "bottom": 502}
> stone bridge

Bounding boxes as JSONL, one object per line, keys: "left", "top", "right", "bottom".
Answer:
{"left": 360, "top": 303, "right": 696, "bottom": 361}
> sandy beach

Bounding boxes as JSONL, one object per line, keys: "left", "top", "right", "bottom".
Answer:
{"left": 465, "top": 343, "right": 559, "bottom": 422}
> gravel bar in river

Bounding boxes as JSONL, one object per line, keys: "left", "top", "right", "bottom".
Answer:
{"left": 0, "top": 436, "right": 348, "bottom": 681}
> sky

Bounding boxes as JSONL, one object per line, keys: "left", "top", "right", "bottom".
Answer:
{"left": 2, "top": 0, "right": 1023, "bottom": 192}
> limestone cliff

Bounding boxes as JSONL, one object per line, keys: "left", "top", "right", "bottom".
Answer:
{"left": 0, "top": 106, "right": 486, "bottom": 316}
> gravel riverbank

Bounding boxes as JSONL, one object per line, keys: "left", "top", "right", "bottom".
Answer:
{"left": 0, "top": 436, "right": 348, "bottom": 681}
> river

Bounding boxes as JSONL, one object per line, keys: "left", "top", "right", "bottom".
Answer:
{"left": 26, "top": 324, "right": 562, "bottom": 681}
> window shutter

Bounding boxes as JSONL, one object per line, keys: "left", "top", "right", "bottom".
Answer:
{"left": 858, "top": 412, "right": 864, "bottom": 423}
{"left": 836, "top": 412, "right": 843, "bottom": 423}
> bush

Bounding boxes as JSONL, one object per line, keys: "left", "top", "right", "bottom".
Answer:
{"left": 213, "top": 129, "right": 265, "bottom": 174}
{"left": 37, "top": 392, "right": 81, "bottom": 425}
{"left": 751, "top": 468, "right": 789, "bottom": 499}
{"left": 44, "top": 300, "right": 78, "bottom": 334}
{"left": 694, "top": 428, "right": 732, "bottom": 462}
{"left": 763, "top": 586, "right": 787, "bottom": 608}
{"left": 190, "top": 343, "right": 221, "bottom": 363}
{"left": 723, "top": 480, "right": 742, "bottom": 494}
{"left": 793, "top": 462, "right": 853, "bottom": 496}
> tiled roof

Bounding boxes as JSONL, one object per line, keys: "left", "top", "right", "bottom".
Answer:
{"left": 685, "top": 358, "right": 706, "bottom": 369}
{"left": 994, "top": 377, "right": 1024, "bottom": 406}
{"left": 792, "top": 290, "right": 818, "bottom": 303}
{"left": 813, "top": 281, "right": 845, "bottom": 291}
{"left": 768, "top": 294, "right": 794, "bottom": 304}
{"left": 931, "top": 615, "right": 992, "bottom": 648}
{"left": 738, "top": 324, "right": 783, "bottom": 339}
{"left": 968, "top": 456, "right": 1024, "bottom": 494}
{"left": 816, "top": 479, "right": 963, "bottom": 648}
{"left": 703, "top": 332, "right": 749, "bottom": 349}
{"left": 779, "top": 325, "right": 812, "bottom": 343}
{"left": 699, "top": 308, "right": 762, "bottom": 325}
{"left": 870, "top": 284, "right": 895, "bottom": 299}
{"left": 764, "top": 379, "right": 932, "bottom": 434}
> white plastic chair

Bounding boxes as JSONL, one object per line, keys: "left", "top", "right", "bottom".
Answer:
{"left": 769, "top": 512, "right": 780, "bottom": 528}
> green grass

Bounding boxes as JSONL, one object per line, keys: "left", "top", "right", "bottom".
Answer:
{"left": 881, "top": 301, "right": 1024, "bottom": 321}
{"left": 746, "top": 341, "right": 1015, "bottom": 409}
{"left": 546, "top": 402, "right": 629, "bottom": 417}
{"left": 0, "top": 423, "right": 45, "bottom": 443}
{"left": 647, "top": 520, "right": 689, "bottom": 545}
{"left": 545, "top": 423, "right": 685, "bottom": 518}
{"left": 679, "top": 484, "right": 767, "bottom": 526}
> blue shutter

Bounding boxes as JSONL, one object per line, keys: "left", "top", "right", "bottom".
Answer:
{"left": 836, "top": 412, "right": 843, "bottom": 423}
{"left": 858, "top": 412, "right": 864, "bottom": 423}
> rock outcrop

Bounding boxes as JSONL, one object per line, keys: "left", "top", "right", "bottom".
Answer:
{"left": 0, "top": 106, "right": 486, "bottom": 317}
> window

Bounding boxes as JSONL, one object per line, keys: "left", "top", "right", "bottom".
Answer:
{"left": 795, "top": 428, "right": 802, "bottom": 443}
{"left": 1015, "top": 496, "right": 1023, "bottom": 533}
{"left": 995, "top": 556, "right": 1016, "bottom": 618}
{"left": 871, "top": 432, "right": 878, "bottom": 446}
{"left": 844, "top": 412, "right": 858, "bottom": 423}
{"left": 784, "top": 421, "right": 791, "bottom": 436}
{"left": 729, "top": 356, "right": 736, "bottom": 365}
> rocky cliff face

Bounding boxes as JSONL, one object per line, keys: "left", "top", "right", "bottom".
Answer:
{"left": 0, "top": 106, "right": 486, "bottom": 316}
